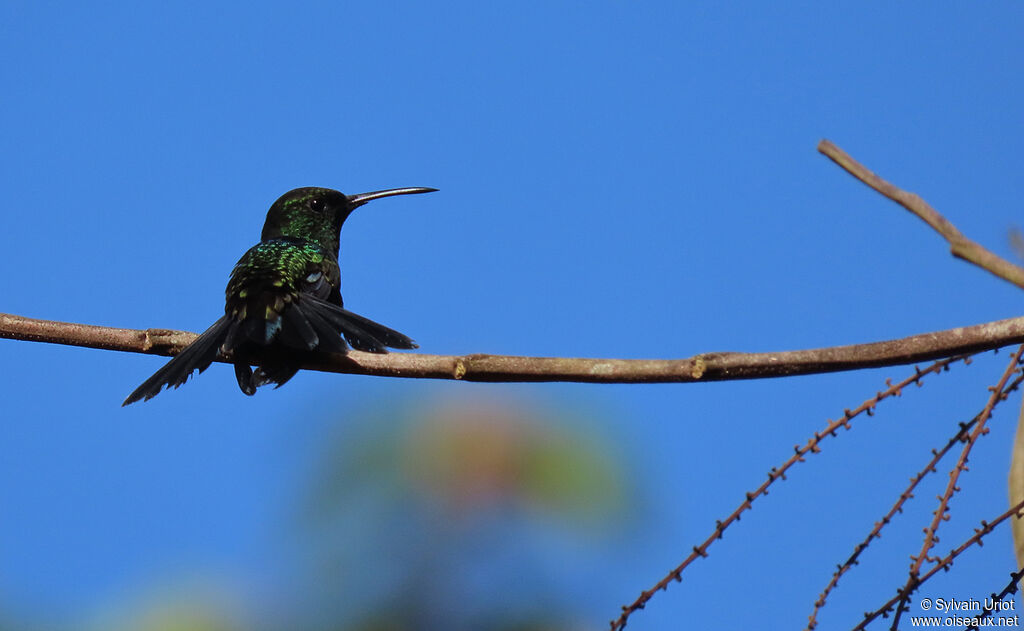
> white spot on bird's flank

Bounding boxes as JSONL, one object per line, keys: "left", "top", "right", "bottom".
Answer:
{"left": 306, "top": 271, "right": 322, "bottom": 283}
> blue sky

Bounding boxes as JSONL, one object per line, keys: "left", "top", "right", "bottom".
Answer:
{"left": 2, "top": 2, "right": 1024, "bottom": 629}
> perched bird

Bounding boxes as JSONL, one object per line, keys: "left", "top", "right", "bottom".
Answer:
{"left": 123, "top": 185, "right": 436, "bottom": 405}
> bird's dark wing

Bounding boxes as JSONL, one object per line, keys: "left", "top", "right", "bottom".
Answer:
{"left": 122, "top": 315, "right": 232, "bottom": 406}
{"left": 223, "top": 239, "right": 415, "bottom": 356}
{"left": 301, "top": 295, "right": 418, "bottom": 352}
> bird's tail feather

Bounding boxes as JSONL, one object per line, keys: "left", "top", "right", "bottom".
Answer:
{"left": 123, "top": 298, "right": 416, "bottom": 404}
{"left": 122, "top": 316, "right": 232, "bottom": 406}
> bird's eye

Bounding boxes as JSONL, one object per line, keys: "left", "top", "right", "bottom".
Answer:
{"left": 309, "top": 198, "right": 325, "bottom": 212}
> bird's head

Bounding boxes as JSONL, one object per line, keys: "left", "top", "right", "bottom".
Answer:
{"left": 261, "top": 185, "right": 437, "bottom": 255}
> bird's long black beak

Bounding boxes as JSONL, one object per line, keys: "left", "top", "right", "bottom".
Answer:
{"left": 347, "top": 187, "right": 438, "bottom": 208}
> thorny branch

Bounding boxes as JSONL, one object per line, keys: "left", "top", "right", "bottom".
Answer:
{"left": 804, "top": 413, "right": 978, "bottom": 630}
{"left": 3, "top": 312, "right": 1024, "bottom": 385}
{"left": 964, "top": 566, "right": 1024, "bottom": 630}
{"left": 854, "top": 500, "right": 1024, "bottom": 631}
{"left": 609, "top": 356, "right": 970, "bottom": 631}
{"left": 914, "top": 348, "right": 1024, "bottom": 573}
{"left": 887, "top": 346, "right": 1024, "bottom": 629}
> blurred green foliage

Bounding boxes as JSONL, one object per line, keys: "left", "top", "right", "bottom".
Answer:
{"left": 307, "top": 398, "right": 629, "bottom": 529}
{"left": 299, "top": 395, "right": 635, "bottom": 631}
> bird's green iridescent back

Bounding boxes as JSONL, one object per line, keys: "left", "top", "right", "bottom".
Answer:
{"left": 225, "top": 238, "right": 341, "bottom": 321}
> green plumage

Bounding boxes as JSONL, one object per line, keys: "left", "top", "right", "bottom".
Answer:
{"left": 226, "top": 239, "right": 339, "bottom": 321}
{"left": 123, "top": 185, "right": 436, "bottom": 405}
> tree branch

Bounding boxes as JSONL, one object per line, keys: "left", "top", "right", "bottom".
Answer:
{"left": 3, "top": 311, "right": 1024, "bottom": 384}
{"left": 4, "top": 141, "right": 1023, "bottom": 385}
{"left": 818, "top": 139, "right": 1024, "bottom": 289}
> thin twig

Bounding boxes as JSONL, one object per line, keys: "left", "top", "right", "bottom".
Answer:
{"left": 915, "top": 357, "right": 1024, "bottom": 574}
{"left": 2, "top": 312, "right": 1022, "bottom": 385}
{"left": 610, "top": 356, "right": 969, "bottom": 631}
{"left": 888, "top": 346, "right": 1024, "bottom": 629}
{"left": 854, "top": 499, "right": 1024, "bottom": 630}
{"left": 805, "top": 414, "right": 978, "bottom": 630}
{"left": 964, "top": 566, "right": 1024, "bottom": 630}
{"left": 818, "top": 139, "right": 1024, "bottom": 290}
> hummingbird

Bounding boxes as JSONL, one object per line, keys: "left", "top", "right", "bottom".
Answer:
{"left": 123, "top": 185, "right": 436, "bottom": 406}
